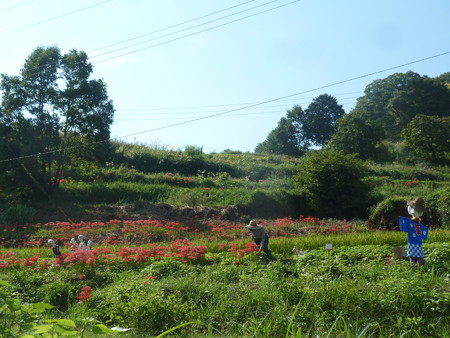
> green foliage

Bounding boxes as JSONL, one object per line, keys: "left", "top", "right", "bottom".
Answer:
{"left": 0, "top": 204, "right": 35, "bottom": 225}
{"left": 255, "top": 111, "right": 305, "bottom": 157}
{"left": 241, "top": 189, "right": 304, "bottom": 219}
{"left": 91, "top": 276, "right": 191, "bottom": 334}
{"left": 427, "top": 186, "right": 450, "bottom": 228}
{"left": 367, "top": 197, "right": 408, "bottom": 230}
{"left": 2, "top": 236, "right": 450, "bottom": 337}
{"left": 294, "top": 149, "right": 371, "bottom": 219}
{"left": 0, "top": 279, "right": 121, "bottom": 337}
{"left": 330, "top": 112, "right": 387, "bottom": 161}
{"left": 184, "top": 145, "right": 203, "bottom": 157}
{"left": 353, "top": 71, "right": 450, "bottom": 140}
{"left": 301, "top": 94, "right": 345, "bottom": 147}
{"left": 401, "top": 114, "right": 450, "bottom": 164}
{"left": 0, "top": 46, "right": 114, "bottom": 194}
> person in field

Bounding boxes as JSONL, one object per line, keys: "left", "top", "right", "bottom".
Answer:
{"left": 244, "top": 220, "right": 274, "bottom": 259}
{"left": 399, "top": 197, "right": 429, "bottom": 267}
{"left": 48, "top": 239, "right": 64, "bottom": 264}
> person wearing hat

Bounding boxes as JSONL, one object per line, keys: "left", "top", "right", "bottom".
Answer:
{"left": 399, "top": 197, "right": 429, "bottom": 267}
{"left": 48, "top": 239, "right": 64, "bottom": 264}
{"left": 244, "top": 220, "right": 274, "bottom": 259}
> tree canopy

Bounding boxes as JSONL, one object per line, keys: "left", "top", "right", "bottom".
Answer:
{"left": 0, "top": 46, "right": 115, "bottom": 194}
{"left": 255, "top": 105, "right": 305, "bottom": 157}
{"left": 256, "top": 94, "right": 344, "bottom": 156}
{"left": 352, "top": 71, "right": 450, "bottom": 140}
{"left": 329, "top": 112, "right": 386, "bottom": 161}
{"left": 401, "top": 114, "right": 450, "bottom": 164}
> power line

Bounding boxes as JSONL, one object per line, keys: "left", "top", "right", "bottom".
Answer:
{"left": 0, "top": 0, "right": 36, "bottom": 14}
{"left": 3, "top": 0, "right": 297, "bottom": 81}
{"left": 1, "top": 50, "right": 448, "bottom": 164}
{"left": 88, "top": 0, "right": 258, "bottom": 54}
{"left": 114, "top": 97, "right": 360, "bottom": 117}
{"left": 93, "top": 0, "right": 302, "bottom": 64}
{"left": 114, "top": 93, "right": 363, "bottom": 112}
{"left": 0, "top": 0, "right": 112, "bottom": 37}
{"left": 90, "top": 0, "right": 285, "bottom": 59}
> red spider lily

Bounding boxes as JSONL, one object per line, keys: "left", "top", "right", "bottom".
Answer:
{"left": 77, "top": 286, "right": 92, "bottom": 302}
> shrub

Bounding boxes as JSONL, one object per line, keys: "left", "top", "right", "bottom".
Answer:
{"left": 240, "top": 190, "right": 302, "bottom": 219}
{"left": 427, "top": 186, "right": 450, "bottom": 228}
{"left": 367, "top": 197, "right": 408, "bottom": 230}
{"left": 0, "top": 204, "right": 35, "bottom": 225}
{"left": 294, "top": 149, "right": 371, "bottom": 219}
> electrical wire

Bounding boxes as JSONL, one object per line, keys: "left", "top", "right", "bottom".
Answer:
{"left": 1, "top": 51, "right": 448, "bottom": 164}
{"left": 6, "top": 0, "right": 296, "bottom": 77}
{"left": 0, "top": 0, "right": 36, "bottom": 14}
{"left": 88, "top": 0, "right": 258, "bottom": 54}
{"left": 90, "top": 0, "right": 285, "bottom": 59}
{"left": 93, "top": 0, "right": 302, "bottom": 64}
{"left": 0, "top": 0, "right": 111, "bottom": 37}
{"left": 114, "top": 97, "right": 360, "bottom": 117}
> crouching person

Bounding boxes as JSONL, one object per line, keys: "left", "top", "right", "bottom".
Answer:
{"left": 244, "top": 220, "right": 275, "bottom": 259}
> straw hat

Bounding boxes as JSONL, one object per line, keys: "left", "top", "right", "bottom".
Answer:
{"left": 407, "top": 197, "right": 427, "bottom": 217}
{"left": 244, "top": 219, "right": 260, "bottom": 230}
{"left": 407, "top": 197, "right": 426, "bottom": 212}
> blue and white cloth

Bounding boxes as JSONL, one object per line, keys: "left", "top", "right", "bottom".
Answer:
{"left": 399, "top": 216, "right": 428, "bottom": 258}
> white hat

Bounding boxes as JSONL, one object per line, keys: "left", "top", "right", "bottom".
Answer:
{"left": 48, "top": 239, "right": 55, "bottom": 245}
{"left": 78, "top": 235, "right": 85, "bottom": 240}
{"left": 70, "top": 238, "right": 76, "bottom": 244}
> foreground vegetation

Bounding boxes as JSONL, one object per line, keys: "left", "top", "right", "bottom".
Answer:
{"left": 1, "top": 217, "right": 449, "bottom": 337}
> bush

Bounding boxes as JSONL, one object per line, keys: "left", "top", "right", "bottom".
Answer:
{"left": 0, "top": 204, "right": 35, "bottom": 225}
{"left": 240, "top": 190, "right": 303, "bottom": 219}
{"left": 294, "top": 149, "right": 371, "bottom": 219}
{"left": 427, "top": 186, "right": 450, "bottom": 228}
{"left": 367, "top": 197, "right": 408, "bottom": 230}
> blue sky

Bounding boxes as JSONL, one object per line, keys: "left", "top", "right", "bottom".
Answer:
{"left": 1, "top": 0, "right": 449, "bottom": 153}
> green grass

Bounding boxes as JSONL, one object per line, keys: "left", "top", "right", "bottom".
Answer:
{"left": 1, "top": 231, "right": 449, "bottom": 337}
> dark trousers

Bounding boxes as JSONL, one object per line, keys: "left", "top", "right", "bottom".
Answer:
{"left": 254, "top": 234, "right": 270, "bottom": 252}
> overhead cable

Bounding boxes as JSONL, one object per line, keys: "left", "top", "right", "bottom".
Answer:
{"left": 0, "top": 0, "right": 112, "bottom": 37}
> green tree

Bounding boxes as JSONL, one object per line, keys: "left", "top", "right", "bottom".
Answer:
{"left": 0, "top": 46, "right": 114, "bottom": 193}
{"left": 294, "top": 149, "right": 371, "bottom": 218}
{"left": 255, "top": 105, "right": 305, "bottom": 157}
{"left": 353, "top": 71, "right": 450, "bottom": 140}
{"left": 401, "top": 114, "right": 450, "bottom": 164}
{"left": 300, "top": 94, "right": 345, "bottom": 147}
{"left": 329, "top": 112, "right": 386, "bottom": 161}
{"left": 256, "top": 94, "right": 345, "bottom": 156}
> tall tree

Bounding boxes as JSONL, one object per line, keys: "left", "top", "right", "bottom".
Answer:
{"left": 401, "top": 114, "right": 450, "bottom": 164}
{"left": 329, "top": 112, "right": 386, "bottom": 161}
{"left": 0, "top": 46, "right": 115, "bottom": 193}
{"left": 256, "top": 94, "right": 344, "bottom": 156}
{"left": 300, "top": 94, "right": 345, "bottom": 147}
{"left": 353, "top": 71, "right": 450, "bottom": 140}
{"left": 255, "top": 105, "right": 305, "bottom": 157}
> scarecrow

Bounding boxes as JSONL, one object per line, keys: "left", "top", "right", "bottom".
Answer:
{"left": 244, "top": 220, "right": 274, "bottom": 259}
{"left": 70, "top": 238, "right": 78, "bottom": 251}
{"left": 399, "top": 197, "right": 428, "bottom": 267}
{"left": 78, "top": 235, "right": 93, "bottom": 250}
{"left": 48, "top": 239, "right": 64, "bottom": 265}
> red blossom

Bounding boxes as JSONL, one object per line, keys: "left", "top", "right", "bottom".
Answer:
{"left": 77, "top": 286, "right": 92, "bottom": 302}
